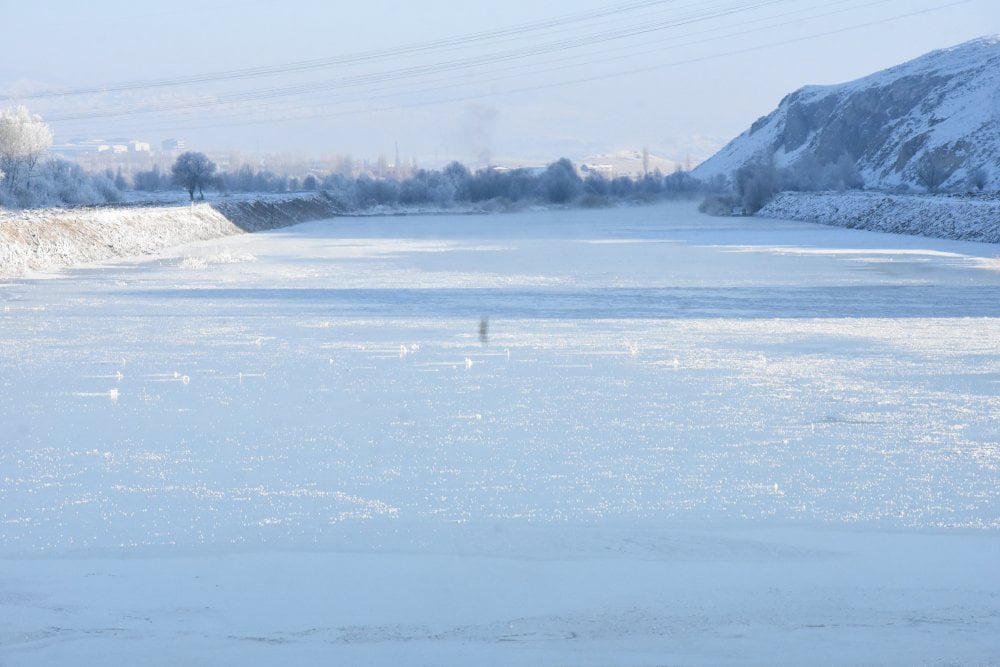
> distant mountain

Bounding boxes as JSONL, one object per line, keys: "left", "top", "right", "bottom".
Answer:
{"left": 694, "top": 36, "right": 1000, "bottom": 191}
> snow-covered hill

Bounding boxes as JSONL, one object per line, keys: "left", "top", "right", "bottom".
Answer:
{"left": 694, "top": 36, "right": 1000, "bottom": 191}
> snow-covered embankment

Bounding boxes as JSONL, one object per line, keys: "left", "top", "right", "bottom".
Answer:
{"left": 758, "top": 191, "right": 1000, "bottom": 243}
{"left": 0, "top": 194, "right": 344, "bottom": 278}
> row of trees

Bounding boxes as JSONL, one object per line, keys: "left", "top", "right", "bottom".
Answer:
{"left": 311, "top": 158, "right": 705, "bottom": 209}
{"left": 0, "top": 106, "right": 711, "bottom": 210}
{"left": 153, "top": 153, "right": 708, "bottom": 208}
{"left": 133, "top": 162, "right": 318, "bottom": 196}
{"left": 701, "top": 147, "right": 995, "bottom": 215}
{"left": 700, "top": 153, "right": 868, "bottom": 215}
{"left": 7, "top": 105, "right": 990, "bottom": 214}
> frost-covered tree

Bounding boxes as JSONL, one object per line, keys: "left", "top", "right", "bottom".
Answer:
{"left": 134, "top": 165, "right": 170, "bottom": 192}
{"left": 10, "top": 158, "right": 121, "bottom": 208}
{"left": 113, "top": 167, "right": 128, "bottom": 191}
{"left": 967, "top": 166, "right": 988, "bottom": 192}
{"left": 832, "top": 153, "right": 864, "bottom": 190}
{"left": 914, "top": 148, "right": 959, "bottom": 193}
{"left": 0, "top": 106, "right": 53, "bottom": 194}
{"left": 171, "top": 151, "right": 216, "bottom": 201}
{"left": 541, "top": 158, "right": 582, "bottom": 204}
{"left": 734, "top": 157, "right": 779, "bottom": 213}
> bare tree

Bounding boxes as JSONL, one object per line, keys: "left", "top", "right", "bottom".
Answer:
{"left": 171, "top": 151, "right": 217, "bottom": 201}
{"left": 914, "top": 148, "right": 958, "bottom": 193}
{"left": 967, "top": 166, "right": 988, "bottom": 192}
{"left": 0, "top": 106, "right": 53, "bottom": 195}
{"left": 734, "top": 156, "right": 779, "bottom": 213}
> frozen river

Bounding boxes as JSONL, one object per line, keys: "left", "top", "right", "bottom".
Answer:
{"left": 2, "top": 202, "right": 999, "bottom": 665}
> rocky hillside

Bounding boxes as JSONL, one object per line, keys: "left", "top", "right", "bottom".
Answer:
{"left": 694, "top": 36, "right": 1000, "bottom": 191}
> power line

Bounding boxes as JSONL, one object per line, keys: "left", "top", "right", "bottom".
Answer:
{"left": 47, "top": 0, "right": 889, "bottom": 132}
{"left": 40, "top": 0, "right": 794, "bottom": 123}
{"left": 3, "top": 0, "right": 691, "bottom": 101}
{"left": 39, "top": 0, "right": 971, "bottom": 140}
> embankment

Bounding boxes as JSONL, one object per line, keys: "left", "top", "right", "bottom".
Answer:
{"left": 757, "top": 191, "right": 1000, "bottom": 243}
{"left": 0, "top": 194, "right": 346, "bottom": 278}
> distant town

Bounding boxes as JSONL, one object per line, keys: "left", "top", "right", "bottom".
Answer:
{"left": 48, "top": 134, "right": 685, "bottom": 184}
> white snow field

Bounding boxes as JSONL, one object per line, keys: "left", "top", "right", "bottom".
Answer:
{"left": 2, "top": 202, "right": 999, "bottom": 666}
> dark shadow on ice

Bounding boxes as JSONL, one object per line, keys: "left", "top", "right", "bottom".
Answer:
{"left": 121, "top": 285, "right": 1000, "bottom": 319}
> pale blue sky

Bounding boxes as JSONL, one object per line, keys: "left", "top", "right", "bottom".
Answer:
{"left": 3, "top": 0, "right": 999, "bottom": 165}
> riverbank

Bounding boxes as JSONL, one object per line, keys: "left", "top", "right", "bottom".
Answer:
{"left": 0, "top": 194, "right": 352, "bottom": 279}
{"left": 0, "top": 193, "right": 570, "bottom": 279}
{"left": 757, "top": 190, "right": 1000, "bottom": 243}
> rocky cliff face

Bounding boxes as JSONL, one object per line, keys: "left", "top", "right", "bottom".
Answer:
{"left": 694, "top": 37, "right": 1000, "bottom": 191}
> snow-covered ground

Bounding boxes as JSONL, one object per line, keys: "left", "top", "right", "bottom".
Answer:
{"left": 2, "top": 202, "right": 999, "bottom": 665}
{"left": 0, "top": 193, "right": 533, "bottom": 280}
{"left": 0, "top": 194, "right": 346, "bottom": 279}
{"left": 759, "top": 190, "right": 1000, "bottom": 243}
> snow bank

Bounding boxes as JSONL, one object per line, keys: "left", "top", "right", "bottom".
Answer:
{"left": 0, "top": 194, "right": 345, "bottom": 278}
{"left": 758, "top": 190, "right": 1000, "bottom": 243}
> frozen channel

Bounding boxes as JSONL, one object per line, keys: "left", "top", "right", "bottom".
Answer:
{"left": 1, "top": 202, "right": 999, "bottom": 665}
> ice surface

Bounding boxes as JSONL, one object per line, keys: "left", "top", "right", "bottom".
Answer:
{"left": 1, "top": 202, "right": 998, "bottom": 665}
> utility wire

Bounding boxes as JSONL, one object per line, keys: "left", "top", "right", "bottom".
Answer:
{"left": 41, "top": 0, "right": 792, "bottom": 123}
{"left": 46, "top": 0, "right": 886, "bottom": 130}
{"left": 49, "top": 0, "right": 968, "bottom": 138}
{"left": 4, "top": 0, "right": 703, "bottom": 101}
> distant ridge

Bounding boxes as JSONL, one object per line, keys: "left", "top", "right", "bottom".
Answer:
{"left": 694, "top": 36, "right": 1000, "bottom": 191}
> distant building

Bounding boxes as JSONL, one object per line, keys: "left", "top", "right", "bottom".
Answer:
{"left": 161, "top": 138, "right": 187, "bottom": 153}
{"left": 51, "top": 139, "right": 110, "bottom": 155}
{"left": 52, "top": 137, "right": 152, "bottom": 157}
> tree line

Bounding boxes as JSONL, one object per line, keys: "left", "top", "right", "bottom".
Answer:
{"left": 142, "top": 153, "right": 706, "bottom": 208}
{"left": 4, "top": 105, "right": 992, "bottom": 214}
{"left": 1, "top": 105, "right": 709, "bottom": 210}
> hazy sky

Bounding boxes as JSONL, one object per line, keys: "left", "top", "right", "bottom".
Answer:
{"left": 2, "top": 0, "right": 998, "bottom": 166}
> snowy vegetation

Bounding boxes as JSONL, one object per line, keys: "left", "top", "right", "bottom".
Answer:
{"left": 0, "top": 106, "right": 125, "bottom": 208}
{"left": 2, "top": 106, "right": 706, "bottom": 213}
{"left": 171, "top": 151, "right": 217, "bottom": 201}
{"left": 699, "top": 154, "right": 864, "bottom": 215}
{"left": 300, "top": 158, "right": 704, "bottom": 211}
{"left": 135, "top": 156, "right": 705, "bottom": 210}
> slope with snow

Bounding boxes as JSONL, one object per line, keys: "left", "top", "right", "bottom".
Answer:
{"left": 758, "top": 190, "right": 1000, "bottom": 243}
{"left": 694, "top": 36, "right": 1000, "bottom": 190}
{"left": 0, "top": 194, "right": 344, "bottom": 279}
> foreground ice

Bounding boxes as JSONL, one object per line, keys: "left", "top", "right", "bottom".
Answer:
{"left": 1, "top": 202, "right": 998, "bottom": 665}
